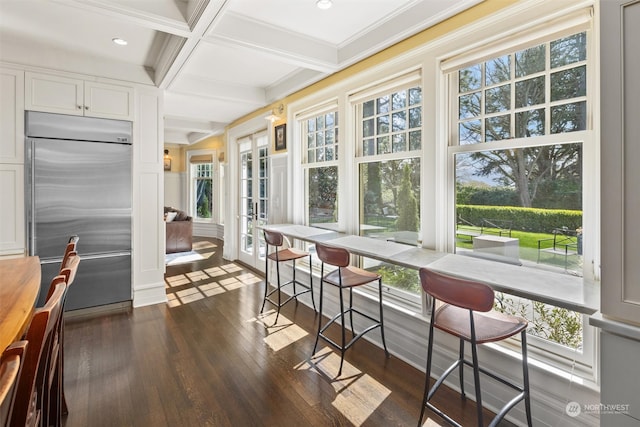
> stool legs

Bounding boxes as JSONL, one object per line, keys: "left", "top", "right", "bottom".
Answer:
{"left": 261, "top": 251, "right": 316, "bottom": 325}
{"left": 312, "top": 275, "right": 389, "bottom": 377}
{"left": 418, "top": 326, "right": 533, "bottom": 427}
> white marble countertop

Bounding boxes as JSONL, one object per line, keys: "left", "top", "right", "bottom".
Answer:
{"left": 263, "top": 223, "right": 599, "bottom": 314}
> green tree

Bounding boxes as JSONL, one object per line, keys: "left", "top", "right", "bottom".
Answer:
{"left": 396, "top": 164, "right": 418, "bottom": 231}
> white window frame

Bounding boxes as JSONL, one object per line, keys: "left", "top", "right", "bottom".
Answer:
{"left": 187, "top": 149, "right": 218, "bottom": 223}
{"left": 351, "top": 73, "right": 424, "bottom": 305}
{"left": 443, "top": 23, "right": 596, "bottom": 367}
{"left": 299, "top": 102, "right": 340, "bottom": 228}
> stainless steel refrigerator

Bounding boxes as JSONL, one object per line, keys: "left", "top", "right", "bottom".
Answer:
{"left": 26, "top": 111, "right": 132, "bottom": 310}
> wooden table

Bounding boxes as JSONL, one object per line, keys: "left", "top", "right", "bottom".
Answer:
{"left": 0, "top": 256, "right": 41, "bottom": 352}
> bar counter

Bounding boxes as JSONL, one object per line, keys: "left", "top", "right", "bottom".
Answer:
{"left": 0, "top": 256, "right": 41, "bottom": 351}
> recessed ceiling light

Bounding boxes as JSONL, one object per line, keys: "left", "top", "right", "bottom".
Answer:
{"left": 316, "top": 0, "right": 332, "bottom": 10}
{"left": 112, "top": 37, "right": 128, "bottom": 46}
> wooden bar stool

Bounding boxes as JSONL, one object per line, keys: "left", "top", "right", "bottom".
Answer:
{"left": 261, "top": 229, "right": 316, "bottom": 324}
{"left": 312, "top": 242, "right": 389, "bottom": 376}
{"left": 418, "top": 268, "right": 532, "bottom": 427}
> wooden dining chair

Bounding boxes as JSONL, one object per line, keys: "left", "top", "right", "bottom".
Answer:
{"left": 0, "top": 341, "right": 27, "bottom": 427}
{"left": 46, "top": 251, "right": 80, "bottom": 417}
{"left": 12, "top": 281, "right": 67, "bottom": 427}
{"left": 417, "top": 268, "right": 532, "bottom": 427}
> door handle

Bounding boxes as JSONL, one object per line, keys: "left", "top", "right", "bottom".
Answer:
{"left": 254, "top": 202, "right": 258, "bottom": 220}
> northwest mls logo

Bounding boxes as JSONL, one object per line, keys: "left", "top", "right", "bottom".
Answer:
{"left": 566, "top": 401, "right": 631, "bottom": 417}
{"left": 566, "top": 401, "right": 581, "bottom": 417}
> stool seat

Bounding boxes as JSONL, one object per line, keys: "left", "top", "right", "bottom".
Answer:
{"left": 434, "top": 305, "right": 527, "bottom": 344}
{"left": 321, "top": 265, "right": 380, "bottom": 288}
{"left": 267, "top": 247, "right": 309, "bottom": 263}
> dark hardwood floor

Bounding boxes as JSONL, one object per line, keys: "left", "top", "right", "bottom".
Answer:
{"left": 62, "top": 237, "right": 513, "bottom": 427}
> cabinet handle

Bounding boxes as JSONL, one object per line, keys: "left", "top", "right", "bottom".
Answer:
{"left": 84, "top": 106, "right": 89, "bottom": 110}
{"left": 77, "top": 105, "right": 82, "bottom": 110}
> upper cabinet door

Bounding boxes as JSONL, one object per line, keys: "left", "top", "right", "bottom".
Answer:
{"left": 25, "top": 72, "right": 134, "bottom": 121}
{"left": 85, "top": 81, "right": 133, "bottom": 121}
{"left": 25, "top": 72, "right": 84, "bottom": 116}
{"left": 0, "top": 68, "right": 25, "bottom": 164}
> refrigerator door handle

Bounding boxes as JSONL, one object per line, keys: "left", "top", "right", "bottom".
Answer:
{"left": 28, "top": 138, "right": 36, "bottom": 256}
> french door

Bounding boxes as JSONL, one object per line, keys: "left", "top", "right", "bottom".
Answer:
{"left": 238, "top": 131, "right": 269, "bottom": 269}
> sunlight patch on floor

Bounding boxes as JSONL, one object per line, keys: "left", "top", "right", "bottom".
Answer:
{"left": 192, "top": 241, "right": 218, "bottom": 250}
{"left": 253, "top": 310, "right": 310, "bottom": 352}
{"left": 296, "top": 347, "right": 391, "bottom": 427}
{"left": 165, "top": 268, "right": 262, "bottom": 307}
{"left": 165, "top": 274, "right": 190, "bottom": 287}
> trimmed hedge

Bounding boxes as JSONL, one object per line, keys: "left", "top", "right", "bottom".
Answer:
{"left": 456, "top": 205, "right": 582, "bottom": 233}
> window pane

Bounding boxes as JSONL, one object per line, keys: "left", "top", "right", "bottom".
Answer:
{"left": 308, "top": 166, "right": 338, "bottom": 225}
{"left": 363, "top": 118, "right": 374, "bottom": 138}
{"left": 363, "top": 139, "right": 375, "bottom": 155}
{"left": 325, "top": 146, "right": 334, "bottom": 161}
{"left": 307, "top": 133, "right": 315, "bottom": 149}
{"left": 455, "top": 143, "right": 582, "bottom": 276}
{"left": 316, "top": 114, "right": 325, "bottom": 130}
{"left": 515, "top": 108, "right": 545, "bottom": 138}
{"left": 459, "top": 92, "right": 481, "bottom": 119}
{"left": 459, "top": 120, "right": 481, "bottom": 145}
{"left": 409, "top": 107, "right": 421, "bottom": 128}
{"left": 551, "top": 101, "right": 587, "bottom": 133}
{"left": 459, "top": 64, "right": 482, "bottom": 92}
{"left": 377, "top": 115, "right": 389, "bottom": 134}
{"left": 377, "top": 95, "right": 389, "bottom": 114}
{"left": 485, "top": 55, "right": 510, "bottom": 85}
{"left": 307, "top": 118, "right": 315, "bottom": 132}
{"left": 551, "top": 32, "right": 586, "bottom": 68}
{"left": 325, "top": 130, "right": 334, "bottom": 146}
{"left": 409, "top": 130, "right": 421, "bottom": 151}
{"left": 325, "top": 112, "right": 334, "bottom": 127}
{"left": 515, "top": 44, "right": 545, "bottom": 77}
{"left": 195, "top": 179, "right": 212, "bottom": 219}
{"left": 515, "top": 76, "right": 545, "bottom": 108}
{"left": 308, "top": 149, "right": 316, "bottom": 163}
{"left": 485, "top": 84, "right": 510, "bottom": 113}
{"left": 363, "top": 100, "right": 375, "bottom": 118}
{"left": 408, "top": 87, "right": 422, "bottom": 105}
{"left": 392, "top": 90, "right": 407, "bottom": 110}
{"left": 359, "top": 159, "right": 421, "bottom": 295}
{"left": 392, "top": 133, "right": 406, "bottom": 152}
{"left": 377, "top": 136, "right": 390, "bottom": 154}
{"left": 392, "top": 111, "right": 406, "bottom": 132}
{"left": 485, "top": 115, "right": 511, "bottom": 141}
{"left": 551, "top": 65, "right": 586, "bottom": 101}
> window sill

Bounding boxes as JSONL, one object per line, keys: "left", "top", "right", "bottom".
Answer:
{"left": 428, "top": 253, "right": 599, "bottom": 315}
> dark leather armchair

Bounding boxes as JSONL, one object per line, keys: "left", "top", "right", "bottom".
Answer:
{"left": 165, "top": 207, "right": 193, "bottom": 253}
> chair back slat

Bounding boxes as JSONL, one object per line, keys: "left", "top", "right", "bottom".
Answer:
{"left": 0, "top": 341, "right": 27, "bottom": 427}
{"left": 263, "top": 230, "right": 283, "bottom": 247}
{"left": 60, "top": 252, "right": 80, "bottom": 287}
{"left": 315, "top": 243, "right": 350, "bottom": 267}
{"left": 60, "top": 235, "right": 79, "bottom": 269}
{"left": 419, "top": 268, "right": 494, "bottom": 312}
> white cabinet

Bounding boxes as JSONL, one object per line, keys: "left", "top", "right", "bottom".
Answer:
{"left": 0, "top": 68, "right": 25, "bottom": 256}
{"left": 0, "top": 164, "right": 25, "bottom": 256}
{"left": 25, "top": 72, "right": 133, "bottom": 120}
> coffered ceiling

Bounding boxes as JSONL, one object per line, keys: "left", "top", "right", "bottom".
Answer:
{"left": 0, "top": 0, "right": 481, "bottom": 144}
